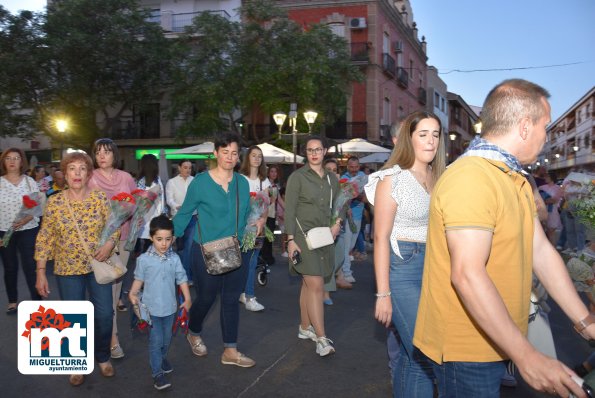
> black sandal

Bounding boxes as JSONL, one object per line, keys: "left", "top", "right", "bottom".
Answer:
{"left": 6, "top": 304, "right": 17, "bottom": 315}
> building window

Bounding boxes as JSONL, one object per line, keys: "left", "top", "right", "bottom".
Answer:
{"left": 383, "top": 97, "right": 391, "bottom": 126}
{"left": 409, "top": 59, "right": 414, "bottom": 80}
{"left": 434, "top": 92, "right": 440, "bottom": 109}
{"left": 441, "top": 98, "right": 446, "bottom": 112}
{"left": 328, "top": 23, "right": 346, "bottom": 38}
{"left": 383, "top": 32, "right": 390, "bottom": 54}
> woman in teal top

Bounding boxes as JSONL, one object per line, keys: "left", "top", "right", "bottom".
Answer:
{"left": 173, "top": 132, "right": 261, "bottom": 368}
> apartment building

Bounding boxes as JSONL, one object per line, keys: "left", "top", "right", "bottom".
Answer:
{"left": 275, "top": 0, "right": 429, "bottom": 145}
{"left": 446, "top": 92, "right": 478, "bottom": 162}
{"left": 539, "top": 86, "right": 595, "bottom": 175}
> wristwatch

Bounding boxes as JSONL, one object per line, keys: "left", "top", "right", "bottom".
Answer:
{"left": 574, "top": 313, "right": 595, "bottom": 338}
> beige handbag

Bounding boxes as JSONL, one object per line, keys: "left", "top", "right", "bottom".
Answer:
{"left": 65, "top": 195, "right": 126, "bottom": 284}
{"left": 295, "top": 174, "right": 335, "bottom": 250}
{"left": 296, "top": 219, "right": 334, "bottom": 250}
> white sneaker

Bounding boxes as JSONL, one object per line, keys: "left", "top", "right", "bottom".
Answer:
{"left": 245, "top": 297, "right": 265, "bottom": 312}
{"left": 239, "top": 293, "right": 246, "bottom": 304}
{"left": 344, "top": 275, "right": 356, "bottom": 283}
{"left": 316, "top": 336, "right": 335, "bottom": 357}
{"left": 349, "top": 255, "right": 354, "bottom": 261}
{"left": 298, "top": 325, "right": 317, "bottom": 341}
{"left": 281, "top": 252, "right": 289, "bottom": 258}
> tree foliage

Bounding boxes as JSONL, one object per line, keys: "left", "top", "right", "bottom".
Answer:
{"left": 170, "top": 0, "right": 363, "bottom": 142}
{"left": 0, "top": 0, "right": 175, "bottom": 148}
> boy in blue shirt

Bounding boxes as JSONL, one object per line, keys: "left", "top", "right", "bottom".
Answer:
{"left": 129, "top": 215, "right": 192, "bottom": 390}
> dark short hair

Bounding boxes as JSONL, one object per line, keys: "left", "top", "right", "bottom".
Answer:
{"left": 92, "top": 138, "right": 121, "bottom": 169}
{"left": 149, "top": 214, "right": 173, "bottom": 236}
{"left": 323, "top": 158, "right": 338, "bottom": 167}
{"left": 304, "top": 135, "right": 326, "bottom": 150}
{"left": 214, "top": 132, "right": 241, "bottom": 151}
{"left": 178, "top": 159, "right": 192, "bottom": 167}
{"left": 60, "top": 152, "right": 94, "bottom": 176}
{"left": 347, "top": 156, "right": 359, "bottom": 164}
{"left": 0, "top": 147, "right": 28, "bottom": 175}
{"left": 139, "top": 154, "right": 159, "bottom": 185}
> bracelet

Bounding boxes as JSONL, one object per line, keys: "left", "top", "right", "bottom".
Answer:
{"left": 574, "top": 313, "right": 595, "bottom": 337}
{"left": 287, "top": 238, "right": 294, "bottom": 243}
{"left": 36, "top": 268, "right": 45, "bottom": 271}
{"left": 375, "top": 291, "right": 391, "bottom": 298}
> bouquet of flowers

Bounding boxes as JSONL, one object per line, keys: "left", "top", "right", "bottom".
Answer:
{"left": 98, "top": 192, "right": 136, "bottom": 246}
{"left": 132, "top": 300, "right": 152, "bottom": 333}
{"left": 1, "top": 192, "right": 44, "bottom": 247}
{"left": 331, "top": 175, "right": 368, "bottom": 233}
{"left": 172, "top": 287, "right": 189, "bottom": 336}
{"left": 124, "top": 187, "right": 159, "bottom": 251}
{"left": 568, "top": 178, "right": 595, "bottom": 231}
{"left": 241, "top": 191, "right": 274, "bottom": 252}
{"left": 566, "top": 251, "right": 595, "bottom": 296}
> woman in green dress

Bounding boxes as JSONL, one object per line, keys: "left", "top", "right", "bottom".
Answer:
{"left": 285, "top": 136, "right": 343, "bottom": 357}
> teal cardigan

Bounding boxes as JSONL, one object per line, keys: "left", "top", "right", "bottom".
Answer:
{"left": 173, "top": 171, "right": 250, "bottom": 244}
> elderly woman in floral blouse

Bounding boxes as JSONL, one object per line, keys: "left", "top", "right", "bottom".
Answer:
{"left": 35, "top": 152, "right": 119, "bottom": 387}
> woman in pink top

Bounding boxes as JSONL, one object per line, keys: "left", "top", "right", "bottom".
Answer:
{"left": 88, "top": 138, "right": 136, "bottom": 360}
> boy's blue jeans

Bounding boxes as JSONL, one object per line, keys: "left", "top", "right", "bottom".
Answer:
{"left": 149, "top": 313, "right": 175, "bottom": 377}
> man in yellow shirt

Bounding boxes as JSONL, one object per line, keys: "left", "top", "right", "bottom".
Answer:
{"left": 414, "top": 79, "right": 595, "bottom": 398}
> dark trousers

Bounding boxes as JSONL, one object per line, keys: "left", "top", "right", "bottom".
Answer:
{"left": 188, "top": 242, "right": 250, "bottom": 346}
{"left": 0, "top": 227, "right": 41, "bottom": 303}
{"left": 260, "top": 217, "right": 276, "bottom": 264}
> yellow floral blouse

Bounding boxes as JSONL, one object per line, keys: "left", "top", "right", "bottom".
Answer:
{"left": 35, "top": 189, "right": 119, "bottom": 276}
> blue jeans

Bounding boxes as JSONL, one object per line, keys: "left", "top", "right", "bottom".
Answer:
{"left": 178, "top": 215, "right": 196, "bottom": 281}
{"left": 432, "top": 359, "right": 506, "bottom": 398}
{"left": 342, "top": 217, "right": 362, "bottom": 278}
{"left": 148, "top": 313, "right": 175, "bottom": 377}
{"left": 389, "top": 241, "right": 434, "bottom": 397}
{"left": 0, "top": 227, "right": 40, "bottom": 303}
{"left": 55, "top": 273, "right": 113, "bottom": 363}
{"left": 188, "top": 242, "right": 250, "bottom": 347}
{"left": 244, "top": 248, "right": 260, "bottom": 297}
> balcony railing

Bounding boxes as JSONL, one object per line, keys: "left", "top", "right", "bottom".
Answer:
{"left": 382, "top": 53, "right": 396, "bottom": 78}
{"left": 397, "top": 67, "right": 408, "bottom": 88}
{"left": 351, "top": 42, "right": 369, "bottom": 63}
{"left": 418, "top": 87, "right": 427, "bottom": 105}
{"left": 326, "top": 122, "right": 368, "bottom": 140}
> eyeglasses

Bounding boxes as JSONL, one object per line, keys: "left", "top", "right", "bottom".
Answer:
{"left": 306, "top": 148, "right": 324, "bottom": 154}
{"left": 5, "top": 156, "right": 21, "bottom": 161}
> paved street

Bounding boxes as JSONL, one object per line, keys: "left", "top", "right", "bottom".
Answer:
{"left": 1, "top": 247, "right": 592, "bottom": 397}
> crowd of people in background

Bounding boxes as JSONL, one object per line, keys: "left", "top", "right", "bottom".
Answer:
{"left": 1, "top": 78, "right": 594, "bottom": 397}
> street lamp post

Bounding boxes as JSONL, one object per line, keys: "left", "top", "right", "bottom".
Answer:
{"left": 273, "top": 103, "right": 317, "bottom": 169}
{"left": 55, "top": 119, "right": 68, "bottom": 160}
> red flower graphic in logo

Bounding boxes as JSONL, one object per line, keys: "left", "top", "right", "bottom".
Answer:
{"left": 21, "top": 305, "right": 72, "bottom": 350}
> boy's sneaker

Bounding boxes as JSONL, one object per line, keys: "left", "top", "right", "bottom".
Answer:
{"left": 344, "top": 275, "right": 356, "bottom": 283}
{"left": 153, "top": 374, "right": 171, "bottom": 390}
{"left": 161, "top": 359, "right": 173, "bottom": 374}
{"left": 298, "top": 325, "right": 317, "bottom": 341}
{"left": 245, "top": 297, "right": 265, "bottom": 312}
{"left": 316, "top": 336, "right": 335, "bottom": 357}
{"left": 239, "top": 293, "right": 246, "bottom": 304}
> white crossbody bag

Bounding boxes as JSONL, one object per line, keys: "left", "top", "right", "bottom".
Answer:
{"left": 295, "top": 175, "right": 334, "bottom": 250}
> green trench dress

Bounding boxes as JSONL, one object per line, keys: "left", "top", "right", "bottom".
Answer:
{"left": 284, "top": 164, "right": 343, "bottom": 282}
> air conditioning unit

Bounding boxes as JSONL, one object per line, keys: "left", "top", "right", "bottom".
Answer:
{"left": 350, "top": 17, "right": 367, "bottom": 29}
{"left": 393, "top": 40, "right": 403, "bottom": 53}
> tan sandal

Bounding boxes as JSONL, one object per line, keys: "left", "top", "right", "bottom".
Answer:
{"left": 69, "top": 374, "right": 84, "bottom": 386}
